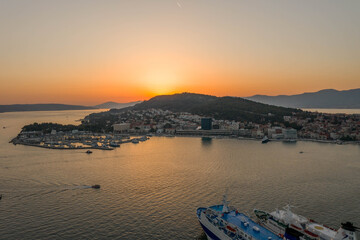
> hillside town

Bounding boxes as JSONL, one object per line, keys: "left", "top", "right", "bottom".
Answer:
{"left": 12, "top": 108, "right": 360, "bottom": 151}
{"left": 84, "top": 108, "right": 360, "bottom": 142}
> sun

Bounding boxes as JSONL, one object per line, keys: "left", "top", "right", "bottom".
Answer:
{"left": 143, "top": 70, "right": 180, "bottom": 96}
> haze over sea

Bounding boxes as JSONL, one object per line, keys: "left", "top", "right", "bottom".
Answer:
{"left": 303, "top": 109, "right": 360, "bottom": 114}
{"left": 0, "top": 110, "right": 359, "bottom": 240}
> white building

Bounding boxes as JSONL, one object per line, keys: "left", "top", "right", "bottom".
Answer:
{"left": 229, "top": 121, "right": 239, "bottom": 130}
{"left": 268, "top": 127, "right": 282, "bottom": 139}
{"left": 283, "top": 128, "right": 297, "bottom": 139}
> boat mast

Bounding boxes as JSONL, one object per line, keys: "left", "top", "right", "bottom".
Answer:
{"left": 222, "top": 195, "right": 229, "bottom": 213}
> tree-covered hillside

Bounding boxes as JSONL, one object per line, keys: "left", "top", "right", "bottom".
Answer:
{"left": 127, "top": 93, "right": 303, "bottom": 123}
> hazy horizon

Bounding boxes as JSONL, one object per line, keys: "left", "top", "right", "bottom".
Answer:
{"left": 1, "top": 87, "right": 360, "bottom": 106}
{"left": 1, "top": 0, "right": 360, "bottom": 105}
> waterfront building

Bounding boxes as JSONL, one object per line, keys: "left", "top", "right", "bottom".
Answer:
{"left": 239, "top": 128, "right": 251, "bottom": 137}
{"left": 256, "top": 130, "right": 264, "bottom": 138}
{"left": 201, "top": 118, "right": 212, "bottom": 130}
{"left": 176, "top": 129, "right": 232, "bottom": 136}
{"left": 268, "top": 127, "right": 282, "bottom": 139}
{"left": 283, "top": 128, "right": 298, "bottom": 139}
{"left": 228, "top": 121, "right": 239, "bottom": 130}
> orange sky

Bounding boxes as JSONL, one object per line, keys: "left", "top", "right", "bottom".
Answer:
{"left": 1, "top": 0, "right": 360, "bottom": 105}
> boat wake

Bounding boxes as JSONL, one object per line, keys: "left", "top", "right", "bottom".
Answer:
{"left": 65, "top": 185, "right": 98, "bottom": 190}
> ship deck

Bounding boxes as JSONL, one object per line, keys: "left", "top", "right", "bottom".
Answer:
{"left": 209, "top": 205, "right": 283, "bottom": 240}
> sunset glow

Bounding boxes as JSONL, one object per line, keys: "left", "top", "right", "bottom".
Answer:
{"left": 1, "top": 0, "right": 360, "bottom": 105}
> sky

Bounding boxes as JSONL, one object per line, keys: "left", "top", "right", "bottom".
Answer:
{"left": 0, "top": 0, "right": 360, "bottom": 105}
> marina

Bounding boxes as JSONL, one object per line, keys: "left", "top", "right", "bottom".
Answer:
{"left": 10, "top": 131, "right": 149, "bottom": 151}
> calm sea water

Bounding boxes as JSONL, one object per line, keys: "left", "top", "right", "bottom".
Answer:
{"left": 0, "top": 110, "right": 359, "bottom": 240}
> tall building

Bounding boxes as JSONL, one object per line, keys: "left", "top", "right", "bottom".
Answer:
{"left": 201, "top": 118, "right": 212, "bottom": 130}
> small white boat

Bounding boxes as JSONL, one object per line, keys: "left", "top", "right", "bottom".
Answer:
{"left": 262, "top": 136, "right": 270, "bottom": 144}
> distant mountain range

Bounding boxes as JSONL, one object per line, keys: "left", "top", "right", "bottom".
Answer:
{"left": 0, "top": 104, "right": 94, "bottom": 113}
{"left": 0, "top": 101, "right": 141, "bottom": 113}
{"left": 113, "top": 92, "right": 301, "bottom": 123}
{"left": 93, "top": 101, "right": 142, "bottom": 109}
{"left": 2, "top": 88, "right": 358, "bottom": 114}
{"left": 247, "top": 88, "right": 360, "bottom": 109}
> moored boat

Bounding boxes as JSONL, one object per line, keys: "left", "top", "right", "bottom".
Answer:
{"left": 254, "top": 205, "right": 358, "bottom": 240}
{"left": 262, "top": 136, "right": 270, "bottom": 144}
{"left": 110, "top": 142, "right": 120, "bottom": 147}
{"left": 196, "top": 196, "right": 283, "bottom": 240}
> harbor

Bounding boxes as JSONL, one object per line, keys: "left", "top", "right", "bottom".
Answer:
{"left": 10, "top": 130, "right": 150, "bottom": 151}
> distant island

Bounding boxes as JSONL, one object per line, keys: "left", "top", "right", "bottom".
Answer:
{"left": 93, "top": 101, "right": 142, "bottom": 109}
{"left": 0, "top": 101, "right": 141, "bottom": 113}
{"left": 246, "top": 88, "right": 360, "bottom": 109}
{"left": 0, "top": 104, "right": 95, "bottom": 113}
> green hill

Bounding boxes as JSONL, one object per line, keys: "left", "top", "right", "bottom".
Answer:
{"left": 125, "top": 92, "right": 303, "bottom": 123}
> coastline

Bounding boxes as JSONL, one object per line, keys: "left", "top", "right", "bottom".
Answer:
{"left": 10, "top": 141, "right": 115, "bottom": 150}
{"left": 11, "top": 134, "right": 359, "bottom": 151}
{"left": 9, "top": 135, "right": 148, "bottom": 151}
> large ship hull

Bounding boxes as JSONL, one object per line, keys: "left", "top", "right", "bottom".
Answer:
{"left": 197, "top": 207, "right": 232, "bottom": 240}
